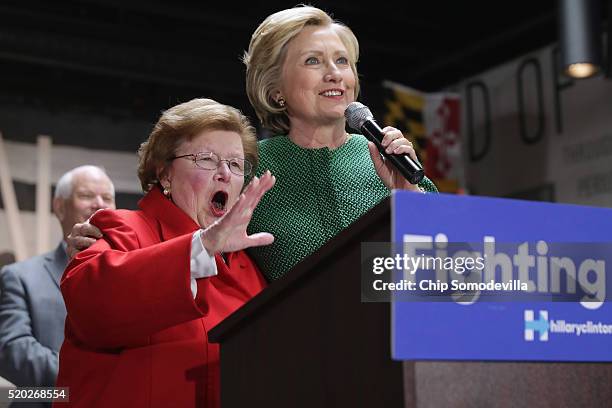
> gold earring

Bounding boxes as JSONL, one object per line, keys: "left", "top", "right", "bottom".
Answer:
{"left": 277, "top": 96, "right": 286, "bottom": 108}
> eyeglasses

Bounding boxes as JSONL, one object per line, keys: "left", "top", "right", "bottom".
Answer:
{"left": 169, "top": 152, "right": 252, "bottom": 176}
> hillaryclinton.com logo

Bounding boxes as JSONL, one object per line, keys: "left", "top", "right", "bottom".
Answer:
{"left": 524, "top": 310, "right": 549, "bottom": 341}
{"left": 524, "top": 309, "right": 612, "bottom": 342}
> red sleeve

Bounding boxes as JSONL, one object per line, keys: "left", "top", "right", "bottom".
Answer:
{"left": 61, "top": 209, "right": 203, "bottom": 349}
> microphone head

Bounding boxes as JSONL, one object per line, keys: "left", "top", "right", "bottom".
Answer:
{"left": 344, "top": 102, "right": 373, "bottom": 130}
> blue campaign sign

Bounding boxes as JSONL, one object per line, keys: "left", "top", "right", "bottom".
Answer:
{"left": 391, "top": 191, "right": 612, "bottom": 362}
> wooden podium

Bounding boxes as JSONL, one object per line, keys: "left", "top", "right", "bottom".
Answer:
{"left": 209, "top": 198, "right": 612, "bottom": 408}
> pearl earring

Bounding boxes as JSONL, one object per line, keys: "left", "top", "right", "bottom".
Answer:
{"left": 277, "top": 96, "right": 286, "bottom": 108}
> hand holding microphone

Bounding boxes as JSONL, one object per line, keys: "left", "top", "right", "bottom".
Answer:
{"left": 345, "top": 102, "right": 425, "bottom": 187}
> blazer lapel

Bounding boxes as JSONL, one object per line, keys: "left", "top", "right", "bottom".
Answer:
{"left": 44, "top": 243, "right": 68, "bottom": 289}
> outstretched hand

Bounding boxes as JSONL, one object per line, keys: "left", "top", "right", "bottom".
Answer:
{"left": 200, "top": 170, "right": 276, "bottom": 255}
{"left": 367, "top": 126, "right": 422, "bottom": 192}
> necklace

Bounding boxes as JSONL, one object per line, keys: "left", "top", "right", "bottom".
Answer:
{"left": 288, "top": 131, "right": 351, "bottom": 149}
{"left": 344, "top": 132, "right": 352, "bottom": 145}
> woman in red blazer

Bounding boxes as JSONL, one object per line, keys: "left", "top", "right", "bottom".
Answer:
{"left": 55, "top": 98, "right": 275, "bottom": 408}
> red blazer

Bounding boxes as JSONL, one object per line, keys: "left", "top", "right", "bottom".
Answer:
{"left": 55, "top": 188, "right": 266, "bottom": 408}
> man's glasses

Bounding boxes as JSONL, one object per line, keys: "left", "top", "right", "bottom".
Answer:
{"left": 169, "top": 152, "right": 252, "bottom": 176}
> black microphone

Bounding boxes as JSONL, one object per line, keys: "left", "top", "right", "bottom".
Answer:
{"left": 345, "top": 102, "right": 424, "bottom": 185}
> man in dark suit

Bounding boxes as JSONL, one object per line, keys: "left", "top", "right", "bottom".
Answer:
{"left": 0, "top": 165, "right": 115, "bottom": 392}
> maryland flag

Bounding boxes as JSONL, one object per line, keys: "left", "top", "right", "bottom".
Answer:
{"left": 382, "top": 80, "right": 463, "bottom": 193}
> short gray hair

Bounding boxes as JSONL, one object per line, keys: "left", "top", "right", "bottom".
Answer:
{"left": 54, "top": 165, "right": 114, "bottom": 199}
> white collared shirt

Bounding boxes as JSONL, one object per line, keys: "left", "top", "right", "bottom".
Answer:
{"left": 189, "top": 230, "right": 218, "bottom": 298}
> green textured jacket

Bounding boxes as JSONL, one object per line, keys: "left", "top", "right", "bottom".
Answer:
{"left": 247, "top": 134, "right": 437, "bottom": 282}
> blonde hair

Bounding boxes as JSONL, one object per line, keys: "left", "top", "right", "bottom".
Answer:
{"left": 244, "top": 5, "right": 360, "bottom": 135}
{"left": 138, "top": 98, "right": 258, "bottom": 192}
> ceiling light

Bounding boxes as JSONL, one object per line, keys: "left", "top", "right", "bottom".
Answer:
{"left": 559, "top": 0, "right": 602, "bottom": 79}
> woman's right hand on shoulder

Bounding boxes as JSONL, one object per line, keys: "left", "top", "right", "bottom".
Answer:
{"left": 66, "top": 220, "right": 103, "bottom": 259}
{"left": 200, "top": 170, "right": 276, "bottom": 255}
